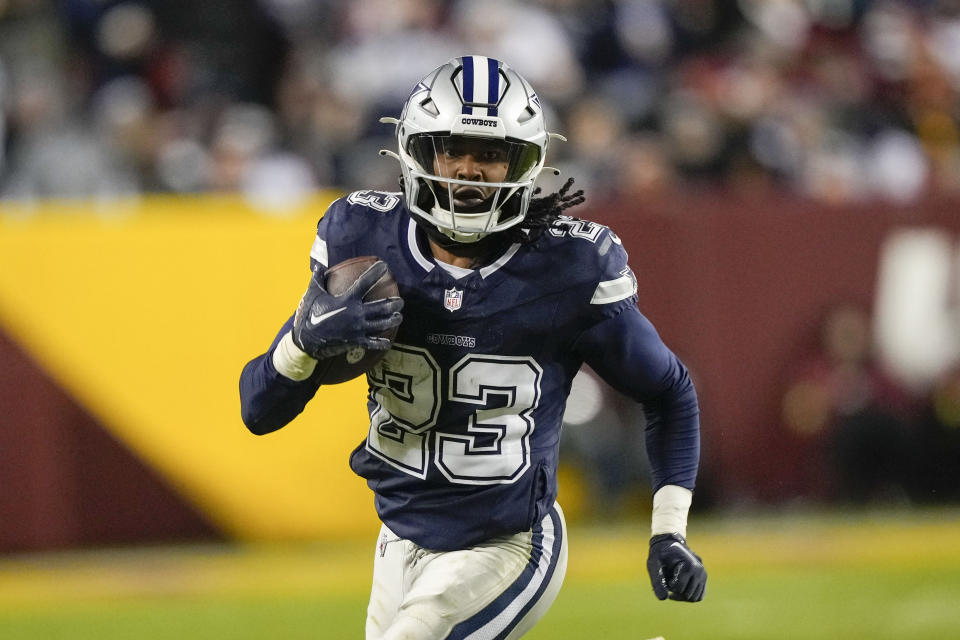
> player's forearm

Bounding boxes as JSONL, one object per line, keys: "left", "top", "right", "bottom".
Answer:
{"left": 239, "top": 319, "right": 322, "bottom": 435}
{"left": 643, "top": 363, "right": 700, "bottom": 492}
{"left": 238, "top": 349, "right": 321, "bottom": 434}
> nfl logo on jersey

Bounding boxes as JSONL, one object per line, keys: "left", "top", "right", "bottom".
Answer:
{"left": 443, "top": 287, "right": 463, "bottom": 312}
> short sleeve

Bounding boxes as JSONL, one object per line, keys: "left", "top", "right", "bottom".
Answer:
{"left": 309, "top": 197, "right": 348, "bottom": 271}
{"left": 580, "top": 227, "right": 639, "bottom": 324}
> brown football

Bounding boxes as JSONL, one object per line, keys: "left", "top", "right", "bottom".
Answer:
{"left": 315, "top": 256, "right": 400, "bottom": 384}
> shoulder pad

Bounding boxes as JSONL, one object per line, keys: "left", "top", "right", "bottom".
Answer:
{"left": 545, "top": 215, "right": 610, "bottom": 244}
{"left": 318, "top": 191, "right": 403, "bottom": 242}
{"left": 311, "top": 191, "right": 406, "bottom": 271}
{"left": 545, "top": 216, "right": 628, "bottom": 275}
{"left": 342, "top": 190, "right": 404, "bottom": 214}
{"left": 541, "top": 216, "right": 637, "bottom": 308}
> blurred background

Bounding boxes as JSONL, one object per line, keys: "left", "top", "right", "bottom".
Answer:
{"left": 1, "top": 0, "right": 959, "bottom": 638}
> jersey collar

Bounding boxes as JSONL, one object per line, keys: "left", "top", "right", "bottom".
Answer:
{"left": 405, "top": 218, "right": 520, "bottom": 279}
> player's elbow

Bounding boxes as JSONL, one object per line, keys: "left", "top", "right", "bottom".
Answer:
{"left": 664, "top": 356, "right": 699, "bottom": 411}
{"left": 238, "top": 354, "right": 317, "bottom": 435}
{"left": 238, "top": 369, "right": 291, "bottom": 436}
{"left": 240, "top": 404, "right": 278, "bottom": 436}
{"left": 239, "top": 392, "right": 296, "bottom": 435}
{"left": 242, "top": 392, "right": 312, "bottom": 437}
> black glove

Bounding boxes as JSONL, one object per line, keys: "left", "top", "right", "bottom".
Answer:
{"left": 647, "top": 533, "right": 707, "bottom": 602}
{"left": 291, "top": 261, "right": 403, "bottom": 359}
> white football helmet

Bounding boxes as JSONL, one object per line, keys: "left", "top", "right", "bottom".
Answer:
{"left": 381, "top": 56, "right": 557, "bottom": 244}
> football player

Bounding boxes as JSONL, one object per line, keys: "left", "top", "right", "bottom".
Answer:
{"left": 239, "top": 55, "right": 707, "bottom": 639}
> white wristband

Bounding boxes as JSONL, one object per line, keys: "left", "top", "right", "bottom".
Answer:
{"left": 650, "top": 485, "right": 693, "bottom": 537}
{"left": 272, "top": 331, "right": 318, "bottom": 381}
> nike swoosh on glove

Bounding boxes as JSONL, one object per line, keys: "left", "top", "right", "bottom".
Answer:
{"left": 647, "top": 533, "right": 707, "bottom": 602}
{"left": 291, "top": 261, "right": 403, "bottom": 359}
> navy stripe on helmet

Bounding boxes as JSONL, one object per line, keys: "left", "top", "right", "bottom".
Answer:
{"left": 461, "top": 56, "right": 474, "bottom": 115}
{"left": 487, "top": 58, "right": 500, "bottom": 117}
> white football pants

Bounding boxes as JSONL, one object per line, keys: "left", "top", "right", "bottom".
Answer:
{"left": 365, "top": 503, "right": 568, "bottom": 640}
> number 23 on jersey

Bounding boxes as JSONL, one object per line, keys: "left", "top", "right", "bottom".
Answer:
{"left": 365, "top": 344, "right": 543, "bottom": 486}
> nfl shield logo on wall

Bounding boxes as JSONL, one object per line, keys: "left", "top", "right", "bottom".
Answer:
{"left": 443, "top": 287, "right": 463, "bottom": 312}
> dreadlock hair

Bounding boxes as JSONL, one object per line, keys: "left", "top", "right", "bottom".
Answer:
{"left": 506, "top": 177, "right": 586, "bottom": 245}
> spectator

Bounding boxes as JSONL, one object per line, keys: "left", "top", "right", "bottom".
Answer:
{"left": 2, "top": 0, "right": 960, "bottom": 204}
{"left": 912, "top": 366, "right": 960, "bottom": 502}
{"left": 780, "top": 303, "right": 915, "bottom": 504}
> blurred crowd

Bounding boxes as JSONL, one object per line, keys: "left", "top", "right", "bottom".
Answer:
{"left": 2, "top": 0, "right": 960, "bottom": 207}
{"left": 779, "top": 302, "right": 960, "bottom": 506}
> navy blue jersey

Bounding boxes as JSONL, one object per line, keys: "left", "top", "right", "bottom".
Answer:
{"left": 240, "top": 190, "right": 700, "bottom": 550}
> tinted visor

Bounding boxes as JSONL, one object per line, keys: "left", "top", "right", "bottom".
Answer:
{"left": 407, "top": 134, "right": 541, "bottom": 183}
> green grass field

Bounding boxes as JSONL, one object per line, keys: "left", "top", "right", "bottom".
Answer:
{"left": 1, "top": 508, "right": 958, "bottom": 639}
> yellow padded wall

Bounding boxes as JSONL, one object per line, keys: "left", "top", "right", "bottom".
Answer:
{"left": 0, "top": 195, "right": 380, "bottom": 541}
